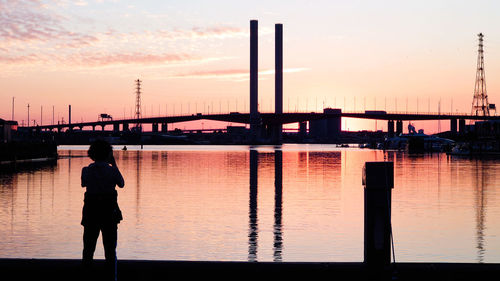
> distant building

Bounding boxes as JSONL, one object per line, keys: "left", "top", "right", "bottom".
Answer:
{"left": 0, "top": 118, "right": 18, "bottom": 143}
{"left": 474, "top": 120, "right": 500, "bottom": 137}
{"left": 227, "top": 126, "right": 247, "bottom": 136}
{"left": 309, "top": 108, "right": 342, "bottom": 140}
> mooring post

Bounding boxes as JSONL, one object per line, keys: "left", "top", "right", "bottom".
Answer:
{"left": 363, "top": 161, "right": 394, "bottom": 267}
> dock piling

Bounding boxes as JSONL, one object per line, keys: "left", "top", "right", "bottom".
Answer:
{"left": 363, "top": 161, "right": 394, "bottom": 267}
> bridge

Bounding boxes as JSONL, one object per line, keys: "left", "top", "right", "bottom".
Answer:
{"left": 27, "top": 110, "right": 499, "bottom": 135}
{"left": 21, "top": 20, "right": 500, "bottom": 143}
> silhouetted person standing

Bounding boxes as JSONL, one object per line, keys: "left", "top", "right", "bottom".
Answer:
{"left": 81, "top": 140, "right": 124, "bottom": 280}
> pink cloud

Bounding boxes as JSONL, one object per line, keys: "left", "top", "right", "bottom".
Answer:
{"left": 0, "top": 51, "right": 213, "bottom": 67}
{"left": 0, "top": 1, "right": 97, "bottom": 48}
{"left": 0, "top": 54, "right": 40, "bottom": 64}
{"left": 0, "top": 2, "right": 261, "bottom": 70}
{"left": 112, "top": 26, "right": 248, "bottom": 42}
{"left": 170, "top": 68, "right": 310, "bottom": 80}
{"left": 171, "top": 69, "right": 248, "bottom": 78}
{"left": 185, "top": 26, "right": 248, "bottom": 39}
{"left": 71, "top": 53, "right": 200, "bottom": 66}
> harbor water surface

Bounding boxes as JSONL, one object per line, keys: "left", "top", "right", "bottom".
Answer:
{"left": 0, "top": 144, "right": 499, "bottom": 263}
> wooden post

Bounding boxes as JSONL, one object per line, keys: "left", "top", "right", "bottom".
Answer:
{"left": 363, "top": 161, "right": 394, "bottom": 267}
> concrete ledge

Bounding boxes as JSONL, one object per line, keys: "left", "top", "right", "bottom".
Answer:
{"left": 1, "top": 259, "right": 499, "bottom": 280}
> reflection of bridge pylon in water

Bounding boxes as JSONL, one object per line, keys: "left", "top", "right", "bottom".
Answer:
{"left": 471, "top": 33, "right": 490, "bottom": 117}
{"left": 134, "top": 79, "right": 142, "bottom": 132}
{"left": 474, "top": 161, "right": 487, "bottom": 263}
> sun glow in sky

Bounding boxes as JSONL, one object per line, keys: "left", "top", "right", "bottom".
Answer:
{"left": 1, "top": 0, "right": 500, "bottom": 132}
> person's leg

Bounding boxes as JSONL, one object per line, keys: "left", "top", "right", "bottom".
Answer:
{"left": 82, "top": 224, "right": 100, "bottom": 266}
{"left": 102, "top": 223, "right": 118, "bottom": 280}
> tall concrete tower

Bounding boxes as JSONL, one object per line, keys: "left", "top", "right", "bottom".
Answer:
{"left": 274, "top": 23, "right": 283, "bottom": 143}
{"left": 249, "top": 20, "right": 261, "bottom": 135}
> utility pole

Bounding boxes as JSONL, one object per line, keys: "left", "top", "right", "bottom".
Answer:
{"left": 12, "top": 97, "right": 14, "bottom": 121}
{"left": 438, "top": 98, "right": 441, "bottom": 133}
{"left": 27, "top": 103, "right": 30, "bottom": 127}
{"left": 40, "top": 105, "right": 43, "bottom": 126}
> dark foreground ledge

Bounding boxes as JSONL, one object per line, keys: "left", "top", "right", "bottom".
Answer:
{"left": 1, "top": 259, "right": 499, "bottom": 281}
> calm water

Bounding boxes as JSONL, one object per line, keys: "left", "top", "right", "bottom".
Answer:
{"left": 0, "top": 144, "right": 499, "bottom": 263}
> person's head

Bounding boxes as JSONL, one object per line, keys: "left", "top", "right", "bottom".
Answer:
{"left": 88, "top": 139, "right": 112, "bottom": 162}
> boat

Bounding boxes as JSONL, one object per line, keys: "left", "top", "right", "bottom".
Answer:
{"left": 447, "top": 143, "right": 470, "bottom": 156}
{"left": 447, "top": 142, "right": 500, "bottom": 157}
{"left": 382, "top": 133, "right": 454, "bottom": 152}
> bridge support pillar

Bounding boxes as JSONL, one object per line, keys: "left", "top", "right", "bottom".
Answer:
{"left": 123, "top": 123, "right": 129, "bottom": 132}
{"left": 113, "top": 123, "right": 120, "bottom": 132}
{"left": 450, "top": 119, "right": 457, "bottom": 134}
{"left": 299, "top": 122, "right": 307, "bottom": 137}
{"left": 161, "top": 123, "right": 168, "bottom": 132}
{"left": 387, "top": 120, "right": 394, "bottom": 138}
{"left": 272, "top": 124, "right": 282, "bottom": 144}
{"left": 396, "top": 120, "right": 403, "bottom": 135}
{"left": 260, "top": 124, "right": 270, "bottom": 140}
{"left": 101, "top": 124, "right": 105, "bottom": 131}
{"left": 92, "top": 125, "right": 96, "bottom": 131}
{"left": 459, "top": 119, "right": 466, "bottom": 134}
{"left": 270, "top": 124, "right": 282, "bottom": 144}
{"left": 152, "top": 123, "right": 159, "bottom": 133}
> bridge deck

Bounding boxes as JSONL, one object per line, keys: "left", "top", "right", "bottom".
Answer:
{"left": 28, "top": 112, "right": 500, "bottom": 130}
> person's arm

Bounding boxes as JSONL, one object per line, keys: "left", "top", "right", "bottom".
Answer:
{"left": 114, "top": 166, "right": 125, "bottom": 188}
{"left": 81, "top": 167, "right": 88, "bottom": 188}
{"left": 109, "top": 154, "right": 125, "bottom": 188}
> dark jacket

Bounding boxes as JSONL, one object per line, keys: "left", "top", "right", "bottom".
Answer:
{"left": 81, "top": 190, "right": 122, "bottom": 226}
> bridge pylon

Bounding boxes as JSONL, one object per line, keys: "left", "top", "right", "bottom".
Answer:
{"left": 471, "top": 33, "right": 490, "bottom": 116}
{"left": 134, "top": 79, "right": 142, "bottom": 132}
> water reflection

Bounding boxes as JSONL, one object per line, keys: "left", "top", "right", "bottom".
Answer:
{"left": 474, "top": 160, "right": 486, "bottom": 263}
{"left": 273, "top": 150, "right": 283, "bottom": 262}
{"left": 1, "top": 146, "right": 500, "bottom": 262}
{"left": 248, "top": 150, "right": 258, "bottom": 262}
{"left": 248, "top": 148, "right": 284, "bottom": 262}
{"left": 136, "top": 150, "right": 141, "bottom": 221}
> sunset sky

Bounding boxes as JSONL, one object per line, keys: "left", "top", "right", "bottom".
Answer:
{"left": 1, "top": 0, "right": 500, "bottom": 132}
